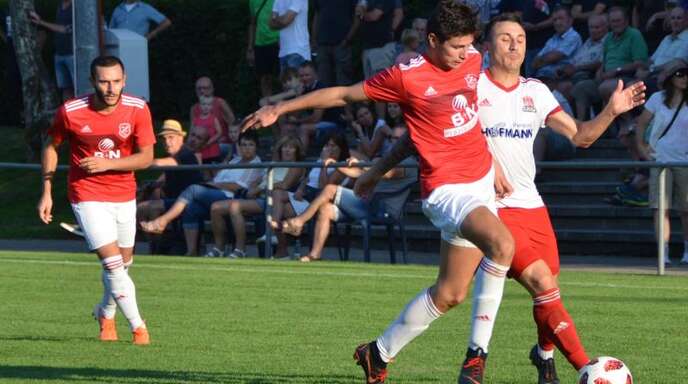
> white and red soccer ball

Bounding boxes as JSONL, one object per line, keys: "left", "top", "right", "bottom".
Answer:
{"left": 578, "top": 356, "right": 633, "bottom": 384}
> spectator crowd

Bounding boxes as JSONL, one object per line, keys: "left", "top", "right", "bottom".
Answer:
{"left": 4, "top": 0, "right": 688, "bottom": 262}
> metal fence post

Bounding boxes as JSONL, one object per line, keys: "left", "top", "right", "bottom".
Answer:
{"left": 657, "top": 166, "right": 667, "bottom": 276}
{"left": 264, "top": 166, "right": 274, "bottom": 259}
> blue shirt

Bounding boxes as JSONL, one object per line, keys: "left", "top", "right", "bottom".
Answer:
{"left": 109, "top": 1, "right": 166, "bottom": 36}
{"left": 535, "top": 27, "right": 582, "bottom": 76}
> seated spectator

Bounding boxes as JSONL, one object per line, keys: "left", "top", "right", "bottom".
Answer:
{"left": 459, "top": 0, "right": 501, "bottom": 26}
{"left": 193, "top": 96, "right": 223, "bottom": 164}
{"left": 206, "top": 135, "right": 305, "bottom": 258}
{"left": 395, "top": 28, "right": 421, "bottom": 65}
{"left": 108, "top": 0, "right": 172, "bottom": 40}
{"left": 636, "top": 6, "right": 688, "bottom": 92}
{"left": 569, "top": 0, "right": 608, "bottom": 40}
{"left": 349, "top": 103, "right": 392, "bottom": 158}
{"left": 140, "top": 131, "right": 264, "bottom": 256}
{"left": 572, "top": 6, "right": 648, "bottom": 120}
{"left": 260, "top": 68, "right": 303, "bottom": 139}
{"left": 224, "top": 124, "right": 241, "bottom": 161}
{"left": 531, "top": 6, "right": 582, "bottom": 79}
{"left": 533, "top": 77, "right": 577, "bottom": 169}
{"left": 634, "top": 62, "right": 688, "bottom": 265}
{"left": 269, "top": 133, "right": 351, "bottom": 258}
{"left": 137, "top": 120, "right": 205, "bottom": 254}
{"left": 411, "top": 17, "right": 428, "bottom": 54}
{"left": 282, "top": 127, "right": 416, "bottom": 262}
{"left": 293, "top": 62, "right": 344, "bottom": 151}
{"left": 270, "top": 0, "right": 310, "bottom": 74}
{"left": 639, "top": 0, "right": 679, "bottom": 51}
{"left": 190, "top": 76, "right": 236, "bottom": 150}
{"left": 385, "top": 102, "right": 404, "bottom": 128}
{"left": 557, "top": 13, "right": 607, "bottom": 84}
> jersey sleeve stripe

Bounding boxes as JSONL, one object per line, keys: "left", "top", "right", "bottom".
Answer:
{"left": 65, "top": 104, "right": 89, "bottom": 113}
{"left": 545, "top": 105, "right": 563, "bottom": 121}
{"left": 65, "top": 97, "right": 89, "bottom": 108}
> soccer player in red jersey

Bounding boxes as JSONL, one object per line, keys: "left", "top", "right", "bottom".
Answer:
{"left": 242, "top": 2, "right": 514, "bottom": 383}
{"left": 356, "top": 13, "right": 645, "bottom": 384}
{"left": 37, "top": 56, "right": 155, "bottom": 345}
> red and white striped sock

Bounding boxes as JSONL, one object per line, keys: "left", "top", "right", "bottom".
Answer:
{"left": 468, "top": 257, "right": 510, "bottom": 352}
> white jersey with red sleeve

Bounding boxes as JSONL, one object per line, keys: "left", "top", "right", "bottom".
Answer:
{"left": 477, "top": 71, "right": 562, "bottom": 209}
{"left": 363, "top": 50, "right": 492, "bottom": 198}
{"left": 48, "top": 94, "right": 156, "bottom": 203}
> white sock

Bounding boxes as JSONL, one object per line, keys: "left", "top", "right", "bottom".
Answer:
{"left": 102, "top": 255, "right": 144, "bottom": 330}
{"left": 98, "top": 259, "right": 133, "bottom": 319}
{"left": 468, "top": 257, "right": 509, "bottom": 353}
{"left": 376, "top": 288, "right": 443, "bottom": 362}
{"left": 538, "top": 345, "right": 554, "bottom": 360}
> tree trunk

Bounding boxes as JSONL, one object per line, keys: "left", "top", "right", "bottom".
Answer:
{"left": 10, "top": 0, "right": 60, "bottom": 161}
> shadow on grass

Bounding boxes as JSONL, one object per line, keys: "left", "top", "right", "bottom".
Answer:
{"left": 0, "top": 335, "right": 93, "bottom": 342}
{"left": 0, "top": 365, "right": 439, "bottom": 383}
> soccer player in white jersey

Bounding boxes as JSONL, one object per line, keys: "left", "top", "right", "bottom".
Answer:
{"left": 37, "top": 56, "right": 155, "bottom": 345}
{"left": 356, "top": 13, "right": 645, "bottom": 384}
{"left": 242, "top": 2, "right": 515, "bottom": 383}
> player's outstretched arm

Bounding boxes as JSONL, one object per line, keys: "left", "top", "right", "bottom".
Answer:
{"left": 354, "top": 132, "right": 417, "bottom": 199}
{"left": 38, "top": 138, "right": 60, "bottom": 224}
{"left": 547, "top": 80, "right": 646, "bottom": 148}
{"left": 241, "top": 83, "right": 369, "bottom": 131}
{"left": 79, "top": 145, "right": 154, "bottom": 174}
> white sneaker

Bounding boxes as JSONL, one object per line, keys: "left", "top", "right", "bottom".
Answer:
{"left": 256, "top": 235, "right": 278, "bottom": 245}
{"left": 227, "top": 248, "right": 245, "bottom": 259}
{"left": 60, "top": 222, "right": 84, "bottom": 237}
{"left": 204, "top": 247, "right": 224, "bottom": 258}
{"left": 680, "top": 251, "right": 688, "bottom": 265}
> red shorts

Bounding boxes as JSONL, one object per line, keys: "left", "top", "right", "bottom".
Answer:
{"left": 498, "top": 206, "right": 559, "bottom": 279}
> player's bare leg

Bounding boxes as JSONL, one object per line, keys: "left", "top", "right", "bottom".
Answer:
{"left": 140, "top": 199, "right": 188, "bottom": 234}
{"left": 95, "top": 242, "right": 148, "bottom": 345}
{"left": 283, "top": 184, "right": 338, "bottom": 236}
{"left": 517, "top": 260, "right": 589, "bottom": 383}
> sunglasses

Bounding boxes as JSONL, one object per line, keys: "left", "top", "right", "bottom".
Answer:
{"left": 673, "top": 69, "right": 688, "bottom": 78}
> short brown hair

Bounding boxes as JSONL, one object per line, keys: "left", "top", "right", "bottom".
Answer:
{"left": 427, "top": 1, "right": 480, "bottom": 42}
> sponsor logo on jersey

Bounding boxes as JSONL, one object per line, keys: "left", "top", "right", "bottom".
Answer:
{"left": 522, "top": 96, "right": 536, "bottom": 113}
{"left": 424, "top": 85, "right": 438, "bottom": 97}
{"left": 80, "top": 125, "right": 92, "bottom": 133}
{"left": 465, "top": 74, "right": 478, "bottom": 90}
{"left": 482, "top": 123, "right": 534, "bottom": 139}
{"left": 118, "top": 123, "right": 132, "bottom": 139}
{"left": 446, "top": 93, "right": 478, "bottom": 137}
{"left": 478, "top": 98, "right": 492, "bottom": 107}
{"left": 95, "top": 138, "right": 121, "bottom": 159}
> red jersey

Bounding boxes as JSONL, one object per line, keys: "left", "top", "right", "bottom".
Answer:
{"left": 192, "top": 114, "right": 222, "bottom": 160}
{"left": 363, "top": 50, "right": 492, "bottom": 198}
{"left": 192, "top": 97, "right": 229, "bottom": 142}
{"left": 48, "top": 94, "right": 156, "bottom": 203}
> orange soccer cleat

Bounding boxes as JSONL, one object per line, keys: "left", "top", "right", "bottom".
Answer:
{"left": 98, "top": 316, "right": 118, "bottom": 341}
{"left": 132, "top": 325, "right": 150, "bottom": 345}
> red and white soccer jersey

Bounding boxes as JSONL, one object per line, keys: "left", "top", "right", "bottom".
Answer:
{"left": 477, "top": 71, "right": 561, "bottom": 209}
{"left": 48, "top": 94, "right": 156, "bottom": 203}
{"left": 363, "top": 50, "right": 492, "bottom": 198}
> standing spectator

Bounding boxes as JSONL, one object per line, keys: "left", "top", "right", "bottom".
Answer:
{"left": 190, "top": 76, "right": 235, "bottom": 147}
{"left": 635, "top": 62, "right": 688, "bottom": 265}
{"left": 637, "top": 6, "right": 688, "bottom": 92}
{"left": 29, "top": 0, "right": 74, "bottom": 101}
{"left": 500, "top": 0, "right": 558, "bottom": 76}
{"left": 193, "top": 96, "right": 223, "bottom": 164}
{"left": 566, "top": 0, "right": 607, "bottom": 40}
{"left": 311, "top": 0, "right": 359, "bottom": 87}
{"left": 108, "top": 0, "right": 172, "bottom": 40}
{"left": 270, "top": 0, "right": 310, "bottom": 74}
{"left": 636, "top": 0, "right": 679, "bottom": 51}
{"left": 531, "top": 7, "right": 583, "bottom": 79}
{"left": 248, "top": 0, "right": 280, "bottom": 98}
{"left": 359, "top": 0, "right": 398, "bottom": 118}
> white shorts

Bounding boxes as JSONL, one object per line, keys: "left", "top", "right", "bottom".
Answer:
{"left": 71, "top": 200, "right": 137, "bottom": 250}
{"left": 421, "top": 167, "right": 497, "bottom": 248}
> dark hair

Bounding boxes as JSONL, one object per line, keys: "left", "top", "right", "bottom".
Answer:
{"left": 663, "top": 67, "right": 688, "bottom": 108}
{"left": 279, "top": 67, "right": 299, "bottom": 85}
{"left": 552, "top": 5, "right": 572, "bottom": 18}
{"left": 90, "top": 56, "right": 125, "bottom": 78}
{"left": 486, "top": 13, "right": 523, "bottom": 42}
{"left": 273, "top": 135, "right": 304, "bottom": 161}
{"left": 608, "top": 6, "right": 628, "bottom": 20}
{"left": 298, "top": 61, "right": 316, "bottom": 71}
{"left": 427, "top": 0, "right": 480, "bottom": 43}
{"left": 322, "top": 132, "right": 350, "bottom": 161}
{"left": 238, "top": 130, "right": 259, "bottom": 146}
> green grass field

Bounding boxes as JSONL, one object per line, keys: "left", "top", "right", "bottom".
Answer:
{"left": 0, "top": 251, "right": 686, "bottom": 383}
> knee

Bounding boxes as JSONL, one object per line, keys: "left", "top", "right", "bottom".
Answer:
{"left": 323, "top": 184, "right": 338, "bottom": 198}
{"left": 210, "top": 202, "right": 225, "bottom": 217}
{"left": 227, "top": 201, "right": 242, "bottom": 216}
{"left": 485, "top": 230, "right": 515, "bottom": 265}
{"left": 521, "top": 270, "right": 558, "bottom": 294}
{"left": 318, "top": 203, "right": 334, "bottom": 220}
{"left": 434, "top": 284, "right": 469, "bottom": 310}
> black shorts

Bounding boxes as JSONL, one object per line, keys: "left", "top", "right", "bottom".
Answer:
{"left": 254, "top": 43, "right": 279, "bottom": 76}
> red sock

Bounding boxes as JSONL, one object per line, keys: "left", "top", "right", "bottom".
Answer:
{"left": 532, "top": 288, "right": 589, "bottom": 370}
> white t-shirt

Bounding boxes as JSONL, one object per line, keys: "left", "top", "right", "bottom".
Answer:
{"left": 213, "top": 156, "right": 264, "bottom": 198}
{"left": 478, "top": 71, "right": 561, "bottom": 209}
{"left": 272, "top": 0, "right": 310, "bottom": 60}
{"left": 645, "top": 91, "right": 688, "bottom": 162}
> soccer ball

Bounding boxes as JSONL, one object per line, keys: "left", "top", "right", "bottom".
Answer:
{"left": 578, "top": 356, "right": 633, "bottom": 384}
